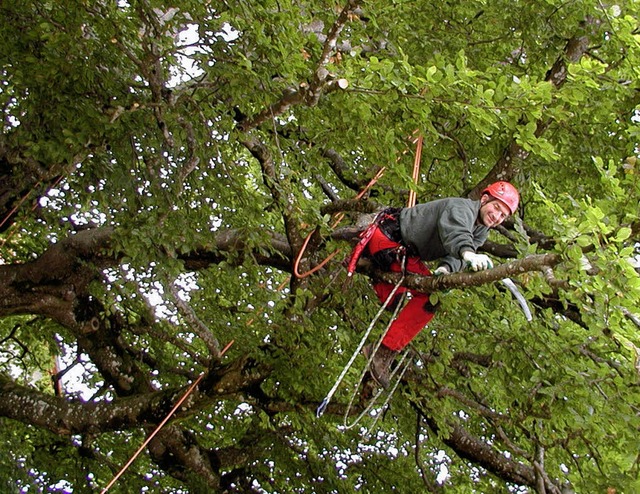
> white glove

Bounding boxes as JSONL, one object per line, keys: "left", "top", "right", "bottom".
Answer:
{"left": 462, "top": 251, "right": 493, "bottom": 271}
{"left": 433, "top": 266, "right": 450, "bottom": 276}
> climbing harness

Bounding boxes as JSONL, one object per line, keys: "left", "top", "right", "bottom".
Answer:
{"left": 344, "top": 211, "right": 385, "bottom": 277}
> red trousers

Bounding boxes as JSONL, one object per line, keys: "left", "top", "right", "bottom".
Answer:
{"left": 367, "top": 226, "right": 436, "bottom": 351}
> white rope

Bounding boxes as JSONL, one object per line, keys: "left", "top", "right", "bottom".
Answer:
{"left": 342, "top": 346, "right": 411, "bottom": 430}
{"left": 316, "top": 273, "right": 406, "bottom": 417}
{"left": 341, "top": 293, "right": 407, "bottom": 427}
{"left": 365, "top": 349, "right": 412, "bottom": 433}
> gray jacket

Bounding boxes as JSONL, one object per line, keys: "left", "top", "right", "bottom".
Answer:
{"left": 399, "top": 198, "right": 489, "bottom": 272}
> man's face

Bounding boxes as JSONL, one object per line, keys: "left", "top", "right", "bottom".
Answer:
{"left": 479, "top": 195, "right": 510, "bottom": 228}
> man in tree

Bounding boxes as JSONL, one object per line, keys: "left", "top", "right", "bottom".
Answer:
{"left": 361, "top": 181, "right": 520, "bottom": 388}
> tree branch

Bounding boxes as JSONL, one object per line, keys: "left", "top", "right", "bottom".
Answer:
{"left": 169, "top": 281, "right": 220, "bottom": 358}
{"left": 421, "top": 412, "right": 563, "bottom": 492}
{"left": 0, "top": 355, "right": 265, "bottom": 436}
{"left": 237, "top": 0, "right": 357, "bottom": 131}
{"left": 363, "top": 253, "right": 562, "bottom": 293}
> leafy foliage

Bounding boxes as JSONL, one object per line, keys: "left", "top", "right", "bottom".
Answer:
{"left": 1, "top": 0, "right": 640, "bottom": 493}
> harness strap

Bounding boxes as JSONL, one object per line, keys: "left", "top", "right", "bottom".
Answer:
{"left": 345, "top": 211, "right": 405, "bottom": 276}
{"left": 345, "top": 214, "right": 381, "bottom": 277}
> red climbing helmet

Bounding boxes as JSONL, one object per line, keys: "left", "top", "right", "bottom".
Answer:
{"left": 482, "top": 181, "right": 519, "bottom": 214}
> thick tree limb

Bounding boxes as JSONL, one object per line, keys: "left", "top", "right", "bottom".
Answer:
{"left": 0, "top": 225, "right": 292, "bottom": 324}
{"left": 0, "top": 373, "right": 194, "bottom": 435}
{"left": 149, "top": 424, "right": 221, "bottom": 489}
{"left": 364, "top": 253, "right": 562, "bottom": 293}
{"left": 0, "top": 356, "right": 265, "bottom": 436}
{"left": 422, "top": 413, "right": 562, "bottom": 492}
{"left": 0, "top": 227, "right": 114, "bottom": 327}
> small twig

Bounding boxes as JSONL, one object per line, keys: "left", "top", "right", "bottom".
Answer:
{"left": 414, "top": 412, "right": 442, "bottom": 492}
{"left": 436, "top": 387, "right": 504, "bottom": 421}
{"left": 495, "top": 425, "right": 530, "bottom": 458}
{"left": 169, "top": 282, "right": 220, "bottom": 358}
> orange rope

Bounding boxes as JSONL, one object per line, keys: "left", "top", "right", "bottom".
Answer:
{"left": 0, "top": 180, "right": 42, "bottom": 230}
{"left": 408, "top": 133, "right": 423, "bottom": 208}
{"left": 293, "top": 167, "right": 386, "bottom": 279}
{"left": 100, "top": 339, "right": 235, "bottom": 494}
{"left": 293, "top": 231, "right": 342, "bottom": 279}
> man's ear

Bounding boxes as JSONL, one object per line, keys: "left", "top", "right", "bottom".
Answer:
{"left": 479, "top": 193, "right": 490, "bottom": 205}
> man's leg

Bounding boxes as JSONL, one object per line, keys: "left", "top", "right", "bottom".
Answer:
{"left": 366, "top": 254, "right": 435, "bottom": 387}
{"left": 380, "top": 293, "right": 436, "bottom": 350}
{"left": 372, "top": 254, "right": 434, "bottom": 350}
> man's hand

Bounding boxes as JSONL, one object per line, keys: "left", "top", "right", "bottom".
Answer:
{"left": 462, "top": 251, "right": 493, "bottom": 271}
{"left": 433, "top": 266, "right": 450, "bottom": 276}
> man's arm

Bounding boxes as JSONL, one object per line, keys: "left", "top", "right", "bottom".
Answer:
{"left": 436, "top": 255, "right": 463, "bottom": 273}
{"left": 436, "top": 202, "right": 493, "bottom": 273}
